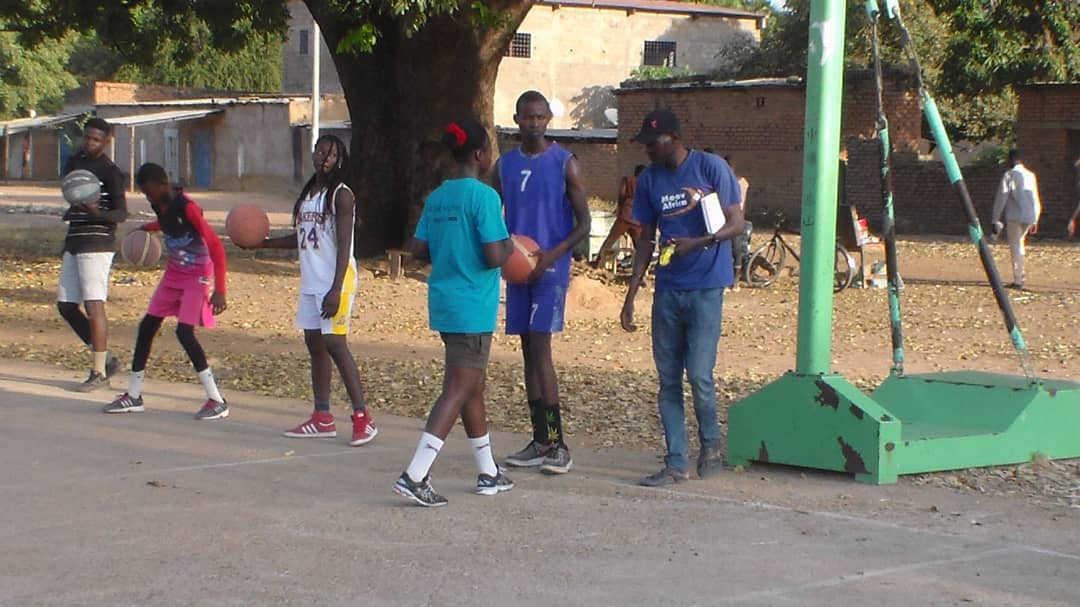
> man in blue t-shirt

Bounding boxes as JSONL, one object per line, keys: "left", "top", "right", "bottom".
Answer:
{"left": 620, "top": 108, "right": 745, "bottom": 487}
{"left": 493, "top": 90, "right": 591, "bottom": 475}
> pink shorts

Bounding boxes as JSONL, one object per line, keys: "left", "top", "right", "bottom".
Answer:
{"left": 147, "top": 272, "right": 215, "bottom": 328}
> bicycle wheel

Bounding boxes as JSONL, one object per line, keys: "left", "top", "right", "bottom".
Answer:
{"left": 833, "top": 244, "right": 855, "bottom": 292}
{"left": 744, "top": 239, "right": 786, "bottom": 288}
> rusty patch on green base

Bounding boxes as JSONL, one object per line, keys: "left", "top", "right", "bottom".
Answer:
{"left": 759, "top": 441, "right": 770, "bottom": 463}
{"left": 849, "top": 404, "right": 864, "bottom": 420}
{"left": 837, "top": 436, "right": 868, "bottom": 474}
{"left": 814, "top": 379, "right": 839, "bottom": 410}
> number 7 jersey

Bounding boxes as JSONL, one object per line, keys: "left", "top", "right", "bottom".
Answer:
{"left": 498, "top": 143, "right": 575, "bottom": 287}
{"left": 297, "top": 183, "right": 356, "bottom": 295}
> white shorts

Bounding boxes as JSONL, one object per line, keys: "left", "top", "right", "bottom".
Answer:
{"left": 295, "top": 267, "right": 358, "bottom": 335}
{"left": 57, "top": 252, "right": 115, "bottom": 303}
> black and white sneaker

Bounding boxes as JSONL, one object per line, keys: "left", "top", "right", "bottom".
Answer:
{"left": 539, "top": 445, "right": 574, "bottom": 475}
{"left": 76, "top": 371, "right": 110, "bottom": 393}
{"left": 195, "top": 399, "right": 229, "bottom": 420}
{"left": 392, "top": 472, "right": 448, "bottom": 508}
{"left": 104, "top": 392, "right": 145, "bottom": 414}
{"left": 475, "top": 470, "right": 514, "bottom": 496}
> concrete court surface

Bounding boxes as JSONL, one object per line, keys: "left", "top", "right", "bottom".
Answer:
{"left": 1, "top": 360, "right": 1078, "bottom": 607}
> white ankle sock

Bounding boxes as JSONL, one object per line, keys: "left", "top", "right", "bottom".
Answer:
{"left": 128, "top": 370, "right": 146, "bottom": 398}
{"left": 469, "top": 434, "right": 498, "bottom": 477}
{"left": 197, "top": 368, "right": 224, "bottom": 403}
{"left": 405, "top": 432, "right": 444, "bottom": 482}
{"left": 92, "top": 351, "right": 107, "bottom": 375}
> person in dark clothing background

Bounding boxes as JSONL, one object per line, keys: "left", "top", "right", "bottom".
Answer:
{"left": 58, "top": 117, "right": 127, "bottom": 391}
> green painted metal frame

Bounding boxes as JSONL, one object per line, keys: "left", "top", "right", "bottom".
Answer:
{"left": 725, "top": 0, "right": 1080, "bottom": 484}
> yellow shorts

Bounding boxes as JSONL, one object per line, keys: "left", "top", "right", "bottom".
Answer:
{"left": 295, "top": 266, "right": 357, "bottom": 336}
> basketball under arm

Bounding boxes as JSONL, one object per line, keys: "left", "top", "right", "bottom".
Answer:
{"left": 185, "top": 203, "right": 227, "bottom": 294}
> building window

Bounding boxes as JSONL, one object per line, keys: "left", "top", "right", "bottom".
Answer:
{"left": 505, "top": 32, "right": 532, "bottom": 58}
{"left": 299, "top": 29, "right": 310, "bottom": 55}
{"left": 643, "top": 40, "right": 677, "bottom": 67}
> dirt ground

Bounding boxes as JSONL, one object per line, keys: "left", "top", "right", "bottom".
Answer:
{"left": 2, "top": 184, "right": 1078, "bottom": 506}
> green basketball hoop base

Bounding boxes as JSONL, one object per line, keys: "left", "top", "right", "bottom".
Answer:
{"left": 727, "top": 371, "right": 1080, "bottom": 484}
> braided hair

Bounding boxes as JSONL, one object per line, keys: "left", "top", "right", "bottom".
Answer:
{"left": 293, "top": 134, "right": 351, "bottom": 225}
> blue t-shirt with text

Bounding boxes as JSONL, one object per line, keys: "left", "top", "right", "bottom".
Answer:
{"left": 632, "top": 150, "right": 742, "bottom": 291}
{"left": 415, "top": 178, "right": 509, "bottom": 333}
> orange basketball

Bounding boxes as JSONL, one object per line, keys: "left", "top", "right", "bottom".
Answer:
{"left": 121, "top": 230, "right": 163, "bottom": 266}
{"left": 502, "top": 234, "right": 540, "bottom": 284}
{"left": 226, "top": 204, "right": 270, "bottom": 248}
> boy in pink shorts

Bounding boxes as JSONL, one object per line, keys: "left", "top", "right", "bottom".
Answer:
{"left": 104, "top": 163, "right": 229, "bottom": 418}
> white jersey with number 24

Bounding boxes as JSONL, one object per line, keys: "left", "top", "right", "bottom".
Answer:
{"left": 297, "top": 183, "right": 356, "bottom": 295}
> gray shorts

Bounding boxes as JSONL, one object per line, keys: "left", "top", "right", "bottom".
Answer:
{"left": 440, "top": 333, "right": 492, "bottom": 369}
{"left": 57, "top": 251, "right": 115, "bottom": 303}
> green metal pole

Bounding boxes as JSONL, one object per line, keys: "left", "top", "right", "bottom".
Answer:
{"left": 795, "top": 0, "right": 847, "bottom": 375}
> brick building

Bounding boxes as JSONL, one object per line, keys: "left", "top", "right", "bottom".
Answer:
{"left": 1014, "top": 83, "right": 1080, "bottom": 229}
{"left": 614, "top": 70, "right": 923, "bottom": 221}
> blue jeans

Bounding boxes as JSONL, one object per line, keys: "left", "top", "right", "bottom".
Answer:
{"left": 651, "top": 288, "right": 724, "bottom": 472}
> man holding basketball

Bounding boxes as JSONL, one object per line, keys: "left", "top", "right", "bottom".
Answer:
{"left": 493, "top": 90, "right": 590, "bottom": 475}
{"left": 58, "top": 117, "right": 127, "bottom": 391}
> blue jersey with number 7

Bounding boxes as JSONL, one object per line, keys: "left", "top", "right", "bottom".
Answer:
{"left": 499, "top": 143, "right": 575, "bottom": 287}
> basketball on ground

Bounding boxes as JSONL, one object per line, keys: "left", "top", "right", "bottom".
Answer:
{"left": 60, "top": 169, "right": 101, "bottom": 206}
{"left": 503, "top": 234, "right": 540, "bottom": 284}
{"left": 226, "top": 204, "right": 270, "bottom": 248}
{"left": 121, "top": 230, "right": 163, "bottom": 266}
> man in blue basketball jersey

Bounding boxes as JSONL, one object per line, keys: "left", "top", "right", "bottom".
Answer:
{"left": 493, "top": 90, "right": 590, "bottom": 475}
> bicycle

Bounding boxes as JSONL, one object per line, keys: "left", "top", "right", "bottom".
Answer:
{"left": 743, "top": 210, "right": 855, "bottom": 292}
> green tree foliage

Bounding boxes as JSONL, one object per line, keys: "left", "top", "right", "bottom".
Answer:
{"left": 931, "top": 0, "right": 1080, "bottom": 96}
{"left": 0, "top": 30, "right": 78, "bottom": 119}
{"left": 112, "top": 29, "right": 283, "bottom": 92}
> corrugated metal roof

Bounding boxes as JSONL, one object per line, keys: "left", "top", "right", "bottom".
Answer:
{"left": 0, "top": 112, "right": 85, "bottom": 135}
{"left": 107, "top": 108, "right": 225, "bottom": 127}
{"left": 541, "top": 0, "right": 764, "bottom": 19}
{"left": 616, "top": 76, "right": 804, "bottom": 93}
{"left": 496, "top": 127, "right": 617, "bottom": 141}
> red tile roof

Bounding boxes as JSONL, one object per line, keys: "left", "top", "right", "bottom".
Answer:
{"left": 540, "top": 0, "right": 764, "bottom": 19}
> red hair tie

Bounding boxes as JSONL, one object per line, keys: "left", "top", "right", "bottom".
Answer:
{"left": 446, "top": 123, "right": 467, "bottom": 147}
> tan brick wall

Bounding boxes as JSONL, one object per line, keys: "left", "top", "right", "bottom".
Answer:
{"left": 1016, "top": 85, "right": 1080, "bottom": 230}
{"left": 495, "top": 4, "right": 761, "bottom": 129}
{"left": 845, "top": 138, "right": 1003, "bottom": 235}
{"left": 615, "top": 74, "right": 922, "bottom": 222}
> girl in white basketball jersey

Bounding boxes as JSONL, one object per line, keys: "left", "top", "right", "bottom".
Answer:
{"left": 247, "top": 135, "right": 377, "bottom": 446}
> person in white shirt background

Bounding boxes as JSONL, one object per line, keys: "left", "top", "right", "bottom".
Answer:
{"left": 991, "top": 149, "right": 1041, "bottom": 289}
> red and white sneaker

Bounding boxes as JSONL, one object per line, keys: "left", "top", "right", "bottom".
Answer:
{"left": 283, "top": 411, "right": 336, "bottom": 438}
{"left": 349, "top": 409, "right": 378, "bottom": 446}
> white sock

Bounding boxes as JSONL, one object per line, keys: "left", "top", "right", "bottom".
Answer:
{"left": 92, "top": 351, "right": 107, "bottom": 375}
{"left": 198, "top": 368, "right": 224, "bottom": 403}
{"left": 405, "top": 432, "right": 444, "bottom": 482}
{"left": 128, "top": 370, "right": 146, "bottom": 398}
{"left": 469, "top": 434, "right": 498, "bottom": 477}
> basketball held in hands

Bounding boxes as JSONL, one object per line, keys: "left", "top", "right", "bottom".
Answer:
{"left": 226, "top": 204, "right": 270, "bottom": 248}
{"left": 502, "top": 234, "right": 540, "bottom": 284}
{"left": 121, "top": 230, "right": 163, "bottom": 266}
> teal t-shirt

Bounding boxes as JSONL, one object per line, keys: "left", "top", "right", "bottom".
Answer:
{"left": 415, "top": 177, "right": 509, "bottom": 333}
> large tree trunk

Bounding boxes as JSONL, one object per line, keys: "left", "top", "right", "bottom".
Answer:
{"left": 307, "top": 1, "right": 533, "bottom": 255}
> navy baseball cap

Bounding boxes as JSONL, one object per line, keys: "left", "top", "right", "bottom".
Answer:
{"left": 632, "top": 109, "right": 681, "bottom": 144}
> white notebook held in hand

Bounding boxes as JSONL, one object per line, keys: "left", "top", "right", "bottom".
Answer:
{"left": 701, "top": 192, "right": 726, "bottom": 234}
